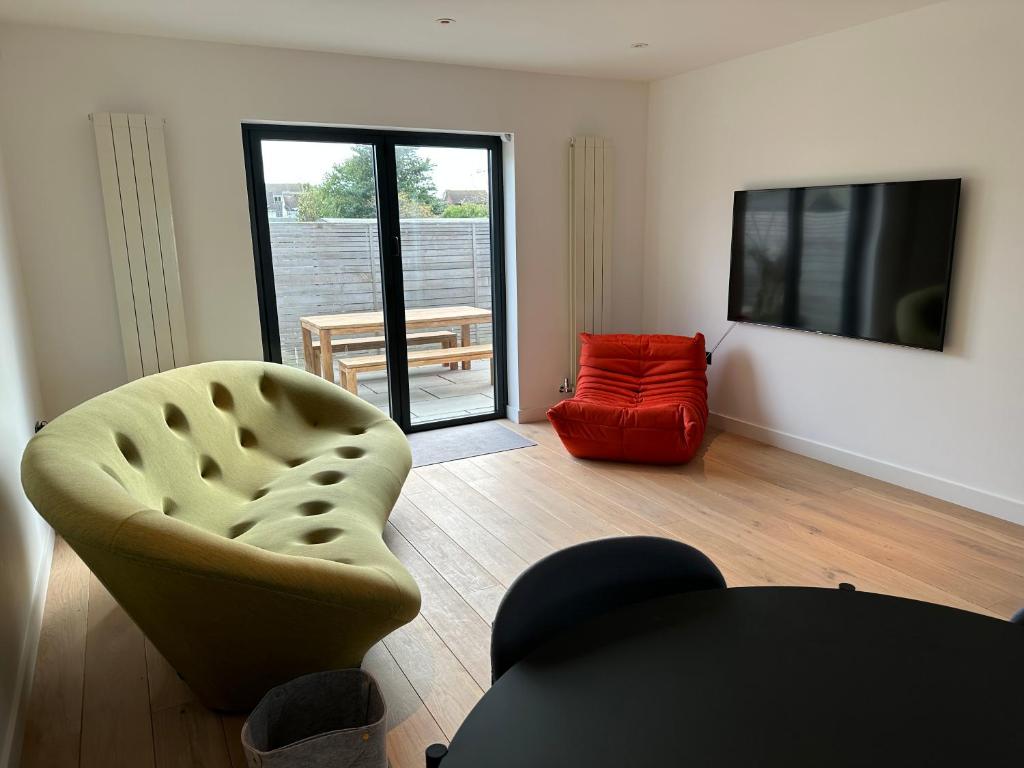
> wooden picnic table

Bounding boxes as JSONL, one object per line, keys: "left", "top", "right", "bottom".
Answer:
{"left": 300, "top": 305, "right": 493, "bottom": 381}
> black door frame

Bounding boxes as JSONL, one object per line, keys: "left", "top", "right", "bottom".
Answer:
{"left": 242, "top": 123, "right": 508, "bottom": 434}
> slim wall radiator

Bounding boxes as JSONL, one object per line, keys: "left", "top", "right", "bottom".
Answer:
{"left": 92, "top": 112, "right": 188, "bottom": 379}
{"left": 568, "top": 136, "right": 613, "bottom": 385}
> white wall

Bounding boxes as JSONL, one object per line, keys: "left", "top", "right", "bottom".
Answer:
{"left": 0, "top": 129, "right": 52, "bottom": 768}
{"left": 645, "top": 0, "right": 1024, "bottom": 522}
{"left": 0, "top": 23, "right": 649, "bottom": 422}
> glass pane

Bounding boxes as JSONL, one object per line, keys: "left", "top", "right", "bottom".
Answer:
{"left": 261, "top": 140, "right": 391, "bottom": 416}
{"left": 395, "top": 145, "right": 497, "bottom": 426}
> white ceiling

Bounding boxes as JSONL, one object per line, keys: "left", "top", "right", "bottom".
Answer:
{"left": 0, "top": 0, "right": 944, "bottom": 80}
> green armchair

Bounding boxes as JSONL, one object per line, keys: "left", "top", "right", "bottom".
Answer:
{"left": 21, "top": 360, "right": 420, "bottom": 711}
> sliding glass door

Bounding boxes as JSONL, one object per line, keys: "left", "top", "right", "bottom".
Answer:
{"left": 243, "top": 125, "right": 506, "bottom": 433}
{"left": 395, "top": 144, "right": 499, "bottom": 426}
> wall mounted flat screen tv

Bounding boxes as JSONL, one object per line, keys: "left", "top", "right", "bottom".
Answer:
{"left": 728, "top": 179, "right": 961, "bottom": 351}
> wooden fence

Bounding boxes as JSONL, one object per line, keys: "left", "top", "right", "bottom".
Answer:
{"left": 270, "top": 219, "right": 493, "bottom": 369}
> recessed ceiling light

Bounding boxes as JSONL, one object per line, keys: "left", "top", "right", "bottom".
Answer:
{"left": 631, "top": 42, "right": 649, "bottom": 48}
{"left": 436, "top": 17, "right": 456, "bottom": 25}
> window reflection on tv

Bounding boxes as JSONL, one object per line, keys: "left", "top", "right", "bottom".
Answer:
{"left": 727, "top": 179, "right": 960, "bottom": 351}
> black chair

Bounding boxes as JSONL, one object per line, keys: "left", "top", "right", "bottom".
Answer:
{"left": 1011, "top": 607, "right": 1024, "bottom": 625}
{"left": 489, "top": 536, "right": 726, "bottom": 682}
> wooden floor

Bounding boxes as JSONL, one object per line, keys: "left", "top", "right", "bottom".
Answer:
{"left": 20, "top": 421, "right": 1024, "bottom": 768}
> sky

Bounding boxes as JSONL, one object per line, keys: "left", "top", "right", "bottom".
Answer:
{"left": 260, "top": 140, "right": 488, "bottom": 193}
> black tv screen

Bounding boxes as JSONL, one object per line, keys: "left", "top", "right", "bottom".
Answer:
{"left": 728, "top": 179, "right": 960, "bottom": 351}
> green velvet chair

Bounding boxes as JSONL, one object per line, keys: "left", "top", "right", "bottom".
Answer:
{"left": 21, "top": 360, "right": 420, "bottom": 711}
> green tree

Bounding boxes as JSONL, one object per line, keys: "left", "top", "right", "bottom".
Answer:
{"left": 296, "top": 146, "right": 443, "bottom": 220}
{"left": 395, "top": 148, "right": 445, "bottom": 216}
{"left": 441, "top": 202, "right": 489, "bottom": 218}
{"left": 295, "top": 183, "right": 331, "bottom": 222}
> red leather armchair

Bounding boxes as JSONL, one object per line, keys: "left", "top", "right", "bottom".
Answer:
{"left": 547, "top": 333, "right": 708, "bottom": 464}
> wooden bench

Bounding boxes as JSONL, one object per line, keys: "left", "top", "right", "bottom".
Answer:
{"left": 311, "top": 330, "right": 458, "bottom": 372}
{"left": 336, "top": 343, "right": 494, "bottom": 394}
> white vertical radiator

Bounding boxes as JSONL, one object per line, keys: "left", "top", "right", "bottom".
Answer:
{"left": 92, "top": 112, "right": 189, "bottom": 379}
{"left": 568, "top": 136, "right": 613, "bottom": 385}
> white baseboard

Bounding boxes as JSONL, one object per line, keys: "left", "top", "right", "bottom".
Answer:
{"left": 1, "top": 526, "right": 54, "bottom": 768}
{"left": 710, "top": 412, "right": 1024, "bottom": 527}
{"left": 506, "top": 404, "right": 550, "bottom": 423}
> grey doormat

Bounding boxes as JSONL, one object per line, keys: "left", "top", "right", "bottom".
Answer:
{"left": 409, "top": 421, "right": 537, "bottom": 467}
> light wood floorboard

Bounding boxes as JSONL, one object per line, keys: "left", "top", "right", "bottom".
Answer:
{"left": 21, "top": 423, "right": 1024, "bottom": 767}
{"left": 19, "top": 538, "right": 89, "bottom": 767}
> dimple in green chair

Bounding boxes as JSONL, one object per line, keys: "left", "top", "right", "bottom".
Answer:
{"left": 21, "top": 361, "right": 420, "bottom": 711}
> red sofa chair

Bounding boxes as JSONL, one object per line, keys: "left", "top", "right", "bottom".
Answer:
{"left": 547, "top": 333, "right": 708, "bottom": 464}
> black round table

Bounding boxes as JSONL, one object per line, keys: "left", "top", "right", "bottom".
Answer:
{"left": 442, "top": 587, "right": 1023, "bottom": 767}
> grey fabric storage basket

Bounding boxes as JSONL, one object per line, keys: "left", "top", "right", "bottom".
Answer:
{"left": 241, "top": 668, "right": 387, "bottom": 768}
